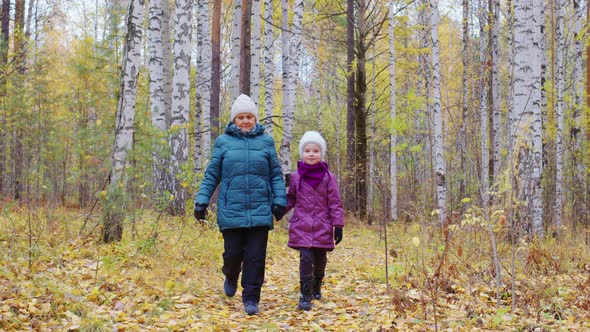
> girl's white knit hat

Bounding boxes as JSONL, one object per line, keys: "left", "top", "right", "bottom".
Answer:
{"left": 299, "top": 131, "right": 327, "bottom": 161}
{"left": 230, "top": 94, "right": 258, "bottom": 122}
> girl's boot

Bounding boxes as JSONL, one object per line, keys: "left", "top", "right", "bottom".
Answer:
{"left": 298, "top": 277, "right": 312, "bottom": 311}
{"left": 312, "top": 277, "right": 323, "bottom": 300}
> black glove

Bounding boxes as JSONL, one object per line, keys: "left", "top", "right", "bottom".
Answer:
{"left": 194, "top": 204, "right": 208, "bottom": 220}
{"left": 334, "top": 227, "right": 343, "bottom": 245}
{"left": 272, "top": 204, "right": 286, "bottom": 221}
{"left": 284, "top": 173, "right": 291, "bottom": 187}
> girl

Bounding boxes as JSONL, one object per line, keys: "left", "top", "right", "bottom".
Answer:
{"left": 285, "top": 131, "right": 344, "bottom": 311}
{"left": 194, "top": 94, "right": 287, "bottom": 315}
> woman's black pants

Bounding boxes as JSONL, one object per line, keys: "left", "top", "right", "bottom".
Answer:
{"left": 221, "top": 226, "right": 269, "bottom": 304}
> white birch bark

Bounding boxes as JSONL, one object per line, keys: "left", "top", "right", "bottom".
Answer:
{"left": 196, "top": 0, "right": 212, "bottom": 173}
{"left": 311, "top": 0, "right": 322, "bottom": 132}
{"left": 250, "top": 0, "right": 262, "bottom": 105}
{"left": 111, "top": 0, "right": 145, "bottom": 185}
{"left": 430, "top": 0, "right": 446, "bottom": 225}
{"left": 478, "top": 0, "right": 489, "bottom": 207}
{"left": 388, "top": 1, "right": 397, "bottom": 221}
{"left": 512, "top": 0, "right": 544, "bottom": 237}
{"left": 572, "top": 0, "right": 585, "bottom": 220}
{"left": 230, "top": 0, "right": 242, "bottom": 102}
{"left": 491, "top": 0, "right": 501, "bottom": 181}
{"left": 170, "top": 0, "right": 193, "bottom": 215}
{"left": 279, "top": 0, "right": 293, "bottom": 173}
{"left": 368, "top": 46, "right": 377, "bottom": 220}
{"left": 263, "top": 0, "right": 275, "bottom": 135}
{"left": 554, "top": 0, "right": 564, "bottom": 231}
{"left": 147, "top": 0, "right": 170, "bottom": 195}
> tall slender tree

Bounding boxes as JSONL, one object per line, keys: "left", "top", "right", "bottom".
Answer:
{"left": 169, "top": 0, "right": 193, "bottom": 215}
{"left": 210, "top": 0, "right": 220, "bottom": 139}
{"left": 0, "top": 0, "right": 10, "bottom": 197}
{"left": 345, "top": 0, "right": 355, "bottom": 211}
{"left": 250, "top": 0, "right": 261, "bottom": 104}
{"left": 388, "top": 1, "right": 397, "bottom": 222}
{"left": 430, "top": 0, "right": 446, "bottom": 225}
{"left": 240, "top": 0, "right": 253, "bottom": 95}
{"left": 106, "top": 0, "right": 146, "bottom": 243}
{"left": 263, "top": 0, "right": 275, "bottom": 134}
{"left": 554, "top": 0, "right": 564, "bottom": 233}
{"left": 230, "top": 0, "right": 242, "bottom": 101}
{"left": 512, "top": 0, "right": 544, "bottom": 237}
{"left": 147, "top": 0, "right": 171, "bottom": 199}
{"left": 196, "top": 0, "right": 212, "bottom": 172}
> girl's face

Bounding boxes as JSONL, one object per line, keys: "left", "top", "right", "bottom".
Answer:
{"left": 234, "top": 113, "right": 256, "bottom": 132}
{"left": 302, "top": 143, "right": 322, "bottom": 165}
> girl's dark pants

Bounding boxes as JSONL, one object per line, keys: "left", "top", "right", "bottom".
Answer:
{"left": 299, "top": 247, "right": 328, "bottom": 279}
{"left": 221, "top": 226, "right": 269, "bottom": 304}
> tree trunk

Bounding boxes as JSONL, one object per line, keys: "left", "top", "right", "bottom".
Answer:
{"left": 354, "top": 0, "right": 368, "bottom": 220}
{"left": 512, "top": 0, "right": 544, "bottom": 238}
{"left": 106, "top": 0, "right": 146, "bottom": 243}
{"left": 147, "top": 0, "right": 171, "bottom": 200}
{"left": 250, "top": 0, "right": 261, "bottom": 104}
{"left": 388, "top": 1, "right": 397, "bottom": 222}
{"left": 239, "top": 0, "right": 252, "bottom": 95}
{"left": 196, "top": 0, "right": 212, "bottom": 173}
{"left": 554, "top": 0, "right": 564, "bottom": 234}
{"left": 279, "top": 0, "right": 292, "bottom": 173}
{"left": 345, "top": 0, "right": 356, "bottom": 211}
{"left": 459, "top": 0, "right": 469, "bottom": 202}
{"left": 169, "top": 0, "right": 193, "bottom": 216}
{"left": 210, "top": 0, "right": 221, "bottom": 139}
{"left": 0, "top": 0, "right": 9, "bottom": 196}
{"left": 263, "top": 0, "right": 275, "bottom": 134}
{"left": 230, "top": 0, "right": 242, "bottom": 102}
{"left": 430, "top": 0, "right": 446, "bottom": 225}
{"left": 490, "top": 0, "right": 501, "bottom": 187}
{"left": 572, "top": 0, "right": 585, "bottom": 235}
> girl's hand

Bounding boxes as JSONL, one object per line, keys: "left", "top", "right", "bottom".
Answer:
{"left": 334, "top": 227, "right": 343, "bottom": 245}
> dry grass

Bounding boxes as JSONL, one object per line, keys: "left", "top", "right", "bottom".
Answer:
{"left": 1, "top": 206, "right": 589, "bottom": 331}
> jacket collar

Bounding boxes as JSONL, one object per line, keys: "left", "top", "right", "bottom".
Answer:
{"left": 225, "top": 122, "right": 266, "bottom": 137}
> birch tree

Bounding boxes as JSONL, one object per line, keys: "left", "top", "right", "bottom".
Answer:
{"left": 250, "top": 0, "right": 261, "bottom": 104}
{"left": 263, "top": 0, "right": 275, "bottom": 134}
{"left": 459, "top": 0, "right": 469, "bottom": 200}
{"left": 106, "top": 0, "right": 145, "bottom": 243}
{"left": 554, "top": 0, "right": 564, "bottom": 232}
{"left": 512, "top": 0, "right": 544, "bottom": 237}
{"left": 239, "top": 0, "right": 252, "bottom": 95}
{"left": 147, "top": 0, "right": 171, "bottom": 199}
{"left": 230, "top": 1, "right": 242, "bottom": 102}
{"left": 388, "top": 1, "right": 397, "bottom": 221}
{"left": 196, "top": 0, "right": 212, "bottom": 173}
{"left": 279, "top": 0, "right": 294, "bottom": 173}
{"left": 430, "top": 0, "right": 446, "bottom": 225}
{"left": 572, "top": 0, "right": 585, "bottom": 229}
{"left": 210, "top": 0, "right": 220, "bottom": 138}
{"left": 490, "top": 0, "right": 501, "bottom": 185}
{"left": 169, "top": 0, "right": 193, "bottom": 215}
{"left": 264, "top": 0, "right": 275, "bottom": 136}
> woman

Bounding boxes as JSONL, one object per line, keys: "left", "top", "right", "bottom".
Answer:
{"left": 194, "top": 94, "right": 287, "bottom": 315}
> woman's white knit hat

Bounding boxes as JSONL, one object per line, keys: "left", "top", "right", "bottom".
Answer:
{"left": 299, "top": 131, "right": 327, "bottom": 161}
{"left": 230, "top": 94, "right": 258, "bottom": 122}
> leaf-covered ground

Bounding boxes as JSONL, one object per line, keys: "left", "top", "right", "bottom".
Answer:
{"left": 1, "top": 207, "right": 589, "bottom": 331}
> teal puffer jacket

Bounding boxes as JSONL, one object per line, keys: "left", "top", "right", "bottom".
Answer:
{"left": 195, "top": 123, "right": 287, "bottom": 231}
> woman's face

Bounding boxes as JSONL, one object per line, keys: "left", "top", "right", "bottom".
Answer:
{"left": 234, "top": 113, "right": 256, "bottom": 132}
{"left": 302, "top": 143, "right": 322, "bottom": 165}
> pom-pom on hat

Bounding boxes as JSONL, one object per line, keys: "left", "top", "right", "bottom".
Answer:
{"left": 230, "top": 94, "right": 258, "bottom": 122}
{"left": 299, "top": 131, "right": 327, "bottom": 161}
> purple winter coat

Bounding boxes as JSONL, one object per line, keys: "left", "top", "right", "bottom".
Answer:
{"left": 285, "top": 169, "right": 344, "bottom": 250}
